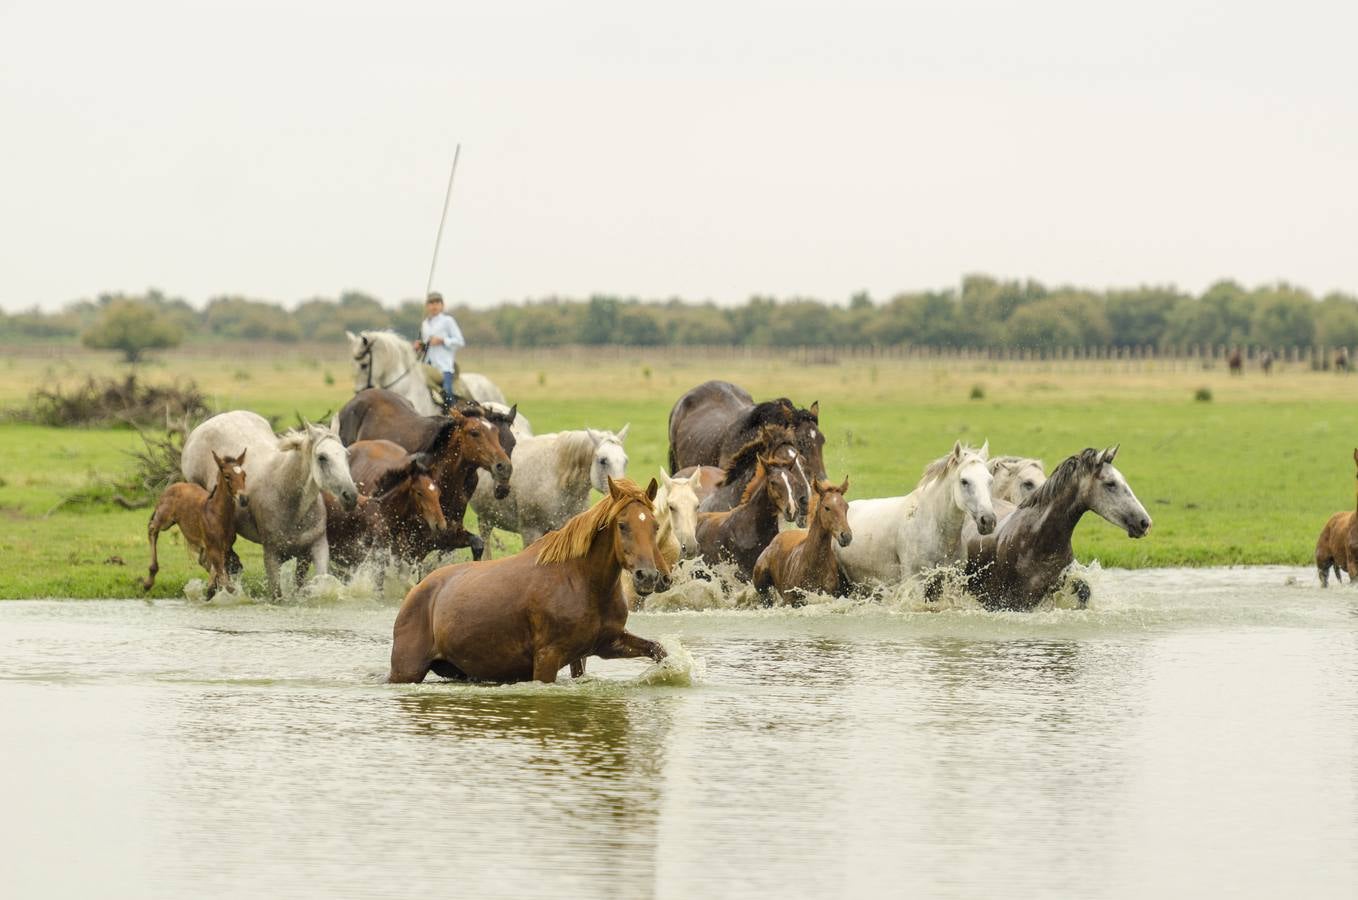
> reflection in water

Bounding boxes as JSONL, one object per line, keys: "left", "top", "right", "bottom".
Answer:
{"left": 0, "top": 567, "right": 1356, "bottom": 899}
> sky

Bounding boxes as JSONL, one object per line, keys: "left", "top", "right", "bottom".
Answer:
{"left": 2, "top": 0, "right": 1355, "bottom": 312}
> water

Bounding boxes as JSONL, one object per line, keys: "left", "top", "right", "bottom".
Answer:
{"left": 1, "top": 567, "right": 1355, "bottom": 899}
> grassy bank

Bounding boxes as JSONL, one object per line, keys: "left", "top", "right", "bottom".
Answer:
{"left": 2, "top": 346, "right": 1354, "bottom": 598}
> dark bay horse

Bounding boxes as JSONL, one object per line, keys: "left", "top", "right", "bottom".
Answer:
{"left": 325, "top": 444, "right": 446, "bottom": 567}
{"left": 698, "top": 423, "right": 812, "bottom": 520}
{"left": 1315, "top": 449, "right": 1358, "bottom": 586}
{"left": 694, "top": 453, "right": 807, "bottom": 579}
{"left": 143, "top": 450, "right": 248, "bottom": 598}
{"left": 753, "top": 478, "right": 852, "bottom": 605}
{"left": 965, "top": 446, "right": 1151, "bottom": 610}
{"left": 388, "top": 477, "right": 670, "bottom": 684}
{"left": 668, "top": 380, "right": 826, "bottom": 481}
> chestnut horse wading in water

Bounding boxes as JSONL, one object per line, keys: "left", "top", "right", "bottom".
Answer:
{"left": 143, "top": 450, "right": 248, "bottom": 599}
{"left": 1314, "top": 449, "right": 1358, "bottom": 587}
{"left": 753, "top": 477, "right": 852, "bottom": 605}
{"left": 388, "top": 477, "right": 671, "bottom": 684}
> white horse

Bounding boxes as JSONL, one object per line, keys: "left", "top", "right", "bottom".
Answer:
{"left": 182, "top": 411, "right": 359, "bottom": 597}
{"left": 835, "top": 440, "right": 997, "bottom": 590}
{"left": 470, "top": 426, "right": 630, "bottom": 554}
{"left": 346, "top": 330, "right": 508, "bottom": 413}
{"left": 962, "top": 455, "right": 1047, "bottom": 550}
{"left": 622, "top": 468, "right": 702, "bottom": 607}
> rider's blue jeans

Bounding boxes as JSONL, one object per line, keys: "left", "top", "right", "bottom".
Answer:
{"left": 441, "top": 370, "right": 454, "bottom": 407}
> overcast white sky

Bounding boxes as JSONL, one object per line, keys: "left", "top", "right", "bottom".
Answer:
{"left": 2, "top": 0, "right": 1355, "bottom": 312}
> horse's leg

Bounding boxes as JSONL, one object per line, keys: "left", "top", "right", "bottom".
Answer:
{"left": 294, "top": 556, "right": 311, "bottom": 589}
{"left": 596, "top": 631, "right": 667, "bottom": 663}
{"left": 310, "top": 537, "right": 330, "bottom": 580}
{"left": 141, "top": 507, "right": 169, "bottom": 591}
{"left": 263, "top": 548, "right": 284, "bottom": 600}
{"left": 388, "top": 596, "right": 434, "bottom": 684}
{"left": 429, "top": 659, "right": 472, "bottom": 681}
{"left": 532, "top": 646, "right": 569, "bottom": 684}
{"left": 476, "top": 520, "right": 493, "bottom": 560}
{"left": 1070, "top": 576, "right": 1092, "bottom": 608}
{"left": 225, "top": 548, "right": 243, "bottom": 576}
{"left": 1316, "top": 549, "right": 1332, "bottom": 588}
{"left": 469, "top": 532, "right": 485, "bottom": 562}
{"left": 569, "top": 659, "right": 587, "bottom": 678}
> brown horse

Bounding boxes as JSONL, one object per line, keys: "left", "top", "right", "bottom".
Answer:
{"left": 1315, "top": 449, "right": 1358, "bottom": 587}
{"left": 388, "top": 477, "right": 670, "bottom": 684}
{"left": 752, "top": 478, "right": 852, "bottom": 605}
{"left": 674, "top": 465, "right": 725, "bottom": 504}
{"left": 143, "top": 450, "right": 248, "bottom": 598}
{"left": 1228, "top": 347, "right": 1243, "bottom": 375}
{"left": 668, "top": 380, "right": 826, "bottom": 481}
{"left": 324, "top": 447, "right": 446, "bottom": 567}
{"left": 698, "top": 423, "right": 811, "bottom": 519}
{"left": 694, "top": 453, "right": 806, "bottom": 579}
{"left": 965, "top": 447, "right": 1151, "bottom": 610}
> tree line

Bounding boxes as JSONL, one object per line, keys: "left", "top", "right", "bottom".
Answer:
{"left": 4, "top": 276, "right": 1358, "bottom": 360}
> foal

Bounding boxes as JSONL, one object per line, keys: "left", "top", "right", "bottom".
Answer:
{"left": 326, "top": 448, "right": 447, "bottom": 567}
{"left": 1315, "top": 449, "right": 1358, "bottom": 586}
{"left": 753, "top": 478, "right": 852, "bottom": 605}
{"left": 694, "top": 453, "right": 806, "bottom": 579}
{"left": 143, "top": 450, "right": 247, "bottom": 598}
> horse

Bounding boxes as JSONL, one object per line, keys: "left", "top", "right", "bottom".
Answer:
{"left": 344, "top": 414, "right": 512, "bottom": 561}
{"left": 961, "top": 455, "right": 1047, "bottom": 552}
{"left": 347, "top": 330, "right": 508, "bottom": 413}
{"left": 698, "top": 423, "right": 812, "bottom": 520}
{"left": 1228, "top": 347, "right": 1243, "bottom": 375}
{"left": 965, "top": 446, "right": 1151, "bottom": 610}
{"left": 694, "top": 452, "right": 808, "bottom": 579}
{"left": 142, "top": 450, "right": 248, "bottom": 599}
{"left": 182, "top": 413, "right": 359, "bottom": 597}
{"left": 1336, "top": 347, "right": 1350, "bottom": 374}
{"left": 482, "top": 400, "right": 533, "bottom": 440}
{"left": 1260, "top": 350, "right": 1274, "bottom": 375}
{"left": 834, "top": 441, "right": 996, "bottom": 596}
{"left": 1314, "top": 449, "right": 1358, "bottom": 587}
{"left": 388, "top": 477, "right": 670, "bottom": 684}
{"left": 622, "top": 469, "right": 702, "bottom": 608}
{"left": 338, "top": 388, "right": 519, "bottom": 469}
{"left": 673, "top": 465, "right": 725, "bottom": 504}
{"left": 470, "top": 426, "right": 630, "bottom": 554}
{"left": 753, "top": 477, "right": 852, "bottom": 605}
{"left": 324, "top": 443, "right": 446, "bottom": 567}
{"left": 668, "top": 380, "right": 826, "bottom": 481}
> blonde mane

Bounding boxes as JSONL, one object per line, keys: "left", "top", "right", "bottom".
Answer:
{"left": 536, "top": 478, "right": 651, "bottom": 565}
{"left": 916, "top": 445, "right": 983, "bottom": 490}
{"left": 276, "top": 428, "right": 311, "bottom": 453}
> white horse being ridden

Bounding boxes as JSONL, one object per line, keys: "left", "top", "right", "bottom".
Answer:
{"left": 622, "top": 469, "right": 702, "bottom": 607}
{"left": 835, "top": 440, "right": 997, "bottom": 591}
{"left": 182, "top": 411, "right": 359, "bottom": 597}
{"left": 346, "top": 330, "right": 508, "bottom": 413}
{"left": 470, "top": 426, "right": 630, "bottom": 554}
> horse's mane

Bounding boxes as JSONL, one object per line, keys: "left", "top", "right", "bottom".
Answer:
{"left": 370, "top": 453, "right": 428, "bottom": 497}
{"left": 1018, "top": 448, "right": 1101, "bottom": 510}
{"left": 988, "top": 455, "right": 1044, "bottom": 475}
{"left": 547, "top": 430, "right": 600, "bottom": 493}
{"left": 740, "top": 398, "right": 796, "bottom": 431}
{"left": 723, "top": 424, "right": 796, "bottom": 483}
{"left": 536, "top": 478, "right": 651, "bottom": 565}
{"left": 917, "top": 445, "right": 984, "bottom": 489}
{"left": 276, "top": 428, "right": 312, "bottom": 453}
{"left": 739, "top": 459, "right": 770, "bottom": 505}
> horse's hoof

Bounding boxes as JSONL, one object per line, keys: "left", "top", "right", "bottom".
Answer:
{"left": 1074, "top": 581, "right": 1091, "bottom": 607}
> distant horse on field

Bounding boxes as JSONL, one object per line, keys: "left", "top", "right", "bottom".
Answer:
{"left": 1228, "top": 347, "right": 1243, "bottom": 375}
{"left": 1260, "top": 350, "right": 1274, "bottom": 375}
{"left": 835, "top": 441, "right": 996, "bottom": 595}
{"left": 1315, "top": 449, "right": 1358, "bottom": 587}
{"left": 470, "top": 426, "right": 630, "bottom": 553}
{"left": 1335, "top": 347, "right": 1350, "bottom": 374}
{"left": 965, "top": 446, "right": 1151, "bottom": 610}
{"left": 143, "top": 450, "right": 248, "bottom": 598}
{"left": 668, "top": 380, "right": 826, "bottom": 481}
{"left": 183, "top": 412, "right": 358, "bottom": 597}
{"left": 388, "top": 477, "right": 670, "bottom": 684}
{"left": 346, "top": 330, "right": 509, "bottom": 413}
{"left": 753, "top": 477, "right": 852, "bottom": 605}
{"left": 695, "top": 452, "right": 808, "bottom": 579}
{"left": 324, "top": 443, "right": 446, "bottom": 567}
{"left": 699, "top": 423, "right": 812, "bottom": 519}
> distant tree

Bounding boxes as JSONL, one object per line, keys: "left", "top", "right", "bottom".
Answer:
{"left": 1315, "top": 293, "right": 1358, "bottom": 348}
{"left": 81, "top": 299, "right": 183, "bottom": 362}
{"left": 616, "top": 304, "right": 665, "bottom": 345}
{"left": 205, "top": 296, "right": 300, "bottom": 342}
{"left": 1006, "top": 293, "right": 1111, "bottom": 348}
{"left": 1250, "top": 284, "right": 1315, "bottom": 347}
{"left": 1105, "top": 286, "right": 1185, "bottom": 347}
{"left": 581, "top": 296, "right": 621, "bottom": 344}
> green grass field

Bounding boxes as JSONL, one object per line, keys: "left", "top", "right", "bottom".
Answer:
{"left": 2, "top": 344, "right": 1354, "bottom": 598}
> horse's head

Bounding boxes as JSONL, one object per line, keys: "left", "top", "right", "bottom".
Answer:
{"left": 347, "top": 331, "right": 373, "bottom": 392}
{"left": 411, "top": 470, "right": 447, "bottom": 532}
{"left": 212, "top": 448, "right": 249, "bottom": 508}
{"left": 476, "top": 402, "right": 521, "bottom": 458}
{"left": 608, "top": 476, "right": 670, "bottom": 595}
{"left": 756, "top": 451, "right": 809, "bottom": 527}
{"left": 989, "top": 455, "right": 1047, "bottom": 505}
{"left": 587, "top": 426, "right": 630, "bottom": 493}
{"left": 814, "top": 477, "right": 853, "bottom": 547}
{"left": 451, "top": 411, "right": 513, "bottom": 497}
{"left": 792, "top": 401, "right": 828, "bottom": 481}
{"left": 306, "top": 419, "right": 359, "bottom": 509}
{"left": 946, "top": 440, "right": 996, "bottom": 535}
{"left": 371, "top": 453, "right": 446, "bottom": 533}
{"left": 656, "top": 468, "right": 701, "bottom": 557}
{"left": 1079, "top": 445, "right": 1152, "bottom": 538}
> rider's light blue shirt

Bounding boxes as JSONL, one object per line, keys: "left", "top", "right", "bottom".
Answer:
{"left": 420, "top": 312, "right": 465, "bottom": 373}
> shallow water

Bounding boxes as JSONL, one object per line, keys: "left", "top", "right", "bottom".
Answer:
{"left": 2, "top": 567, "right": 1355, "bottom": 899}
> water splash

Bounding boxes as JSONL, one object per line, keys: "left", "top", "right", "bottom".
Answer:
{"left": 633, "top": 635, "right": 704, "bottom": 686}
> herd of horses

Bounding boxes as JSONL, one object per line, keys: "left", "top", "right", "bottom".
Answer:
{"left": 143, "top": 329, "right": 1159, "bottom": 685}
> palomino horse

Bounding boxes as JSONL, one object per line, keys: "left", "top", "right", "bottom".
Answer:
{"left": 698, "top": 423, "right": 812, "bottom": 520}
{"left": 622, "top": 469, "right": 702, "bottom": 608}
{"left": 182, "top": 413, "right": 359, "bottom": 597}
{"left": 668, "top": 380, "right": 826, "bottom": 481}
{"left": 1314, "top": 448, "right": 1358, "bottom": 587}
{"left": 143, "top": 450, "right": 248, "bottom": 599}
{"left": 753, "top": 478, "right": 852, "bottom": 605}
{"left": 347, "top": 330, "right": 508, "bottom": 413}
{"left": 324, "top": 443, "right": 446, "bottom": 567}
{"left": 388, "top": 477, "right": 670, "bottom": 684}
{"left": 470, "top": 426, "right": 630, "bottom": 553}
{"left": 835, "top": 441, "right": 996, "bottom": 593}
{"left": 965, "top": 446, "right": 1151, "bottom": 610}
{"left": 694, "top": 452, "right": 808, "bottom": 579}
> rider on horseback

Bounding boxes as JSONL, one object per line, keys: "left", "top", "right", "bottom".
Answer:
{"left": 414, "top": 292, "right": 465, "bottom": 411}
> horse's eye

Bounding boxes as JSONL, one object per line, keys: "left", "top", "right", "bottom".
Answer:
{"left": 1023, "top": 481, "right": 1035, "bottom": 490}
{"left": 1103, "top": 480, "right": 1117, "bottom": 490}
{"left": 960, "top": 478, "right": 970, "bottom": 487}
{"left": 469, "top": 429, "right": 480, "bottom": 437}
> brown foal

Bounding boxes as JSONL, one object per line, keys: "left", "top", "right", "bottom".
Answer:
{"left": 694, "top": 454, "right": 806, "bottom": 579}
{"left": 1315, "top": 448, "right": 1358, "bottom": 587}
{"left": 143, "top": 450, "right": 248, "bottom": 598}
{"left": 326, "top": 447, "right": 447, "bottom": 567}
{"left": 752, "top": 478, "right": 852, "bottom": 605}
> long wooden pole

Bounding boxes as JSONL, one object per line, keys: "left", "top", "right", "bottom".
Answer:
{"left": 425, "top": 143, "right": 461, "bottom": 298}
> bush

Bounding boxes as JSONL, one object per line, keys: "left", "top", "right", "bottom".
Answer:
{"left": 1194, "top": 387, "right": 1213, "bottom": 402}
{"left": 12, "top": 374, "right": 208, "bottom": 428}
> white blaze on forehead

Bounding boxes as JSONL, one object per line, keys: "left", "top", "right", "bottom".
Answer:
{"left": 794, "top": 457, "right": 812, "bottom": 495}
{"left": 786, "top": 447, "right": 795, "bottom": 458}
{"left": 810, "top": 429, "right": 817, "bottom": 438}
{"left": 638, "top": 512, "right": 647, "bottom": 521}
{"left": 233, "top": 467, "right": 243, "bottom": 474}
{"left": 427, "top": 483, "right": 436, "bottom": 491}
{"left": 780, "top": 471, "right": 793, "bottom": 506}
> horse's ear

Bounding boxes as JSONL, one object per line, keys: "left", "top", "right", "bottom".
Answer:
{"left": 951, "top": 439, "right": 963, "bottom": 459}
{"left": 839, "top": 475, "right": 850, "bottom": 495}
{"left": 1352, "top": 448, "right": 1358, "bottom": 468}
{"left": 586, "top": 428, "right": 603, "bottom": 445}
{"left": 212, "top": 450, "right": 223, "bottom": 466}
{"left": 345, "top": 330, "right": 356, "bottom": 344}
{"left": 617, "top": 423, "right": 630, "bottom": 442}
{"left": 606, "top": 475, "right": 621, "bottom": 499}
{"left": 645, "top": 477, "right": 659, "bottom": 502}
{"left": 1103, "top": 444, "right": 1120, "bottom": 464}
{"left": 238, "top": 447, "right": 247, "bottom": 463}
{"left": 979, "top": 439, "right": 989, "bottom": 459}
{"left": 657, "top": 467, "right": 673, "bottom": 487}
{"left": 809, "top": 401, "right": 819, "bottom": 421}
{"left": 329, "top": 414, "right": 340, "bottom": 434}
{"left": 507, "top": 404, "right": 518, "bottom": 423}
